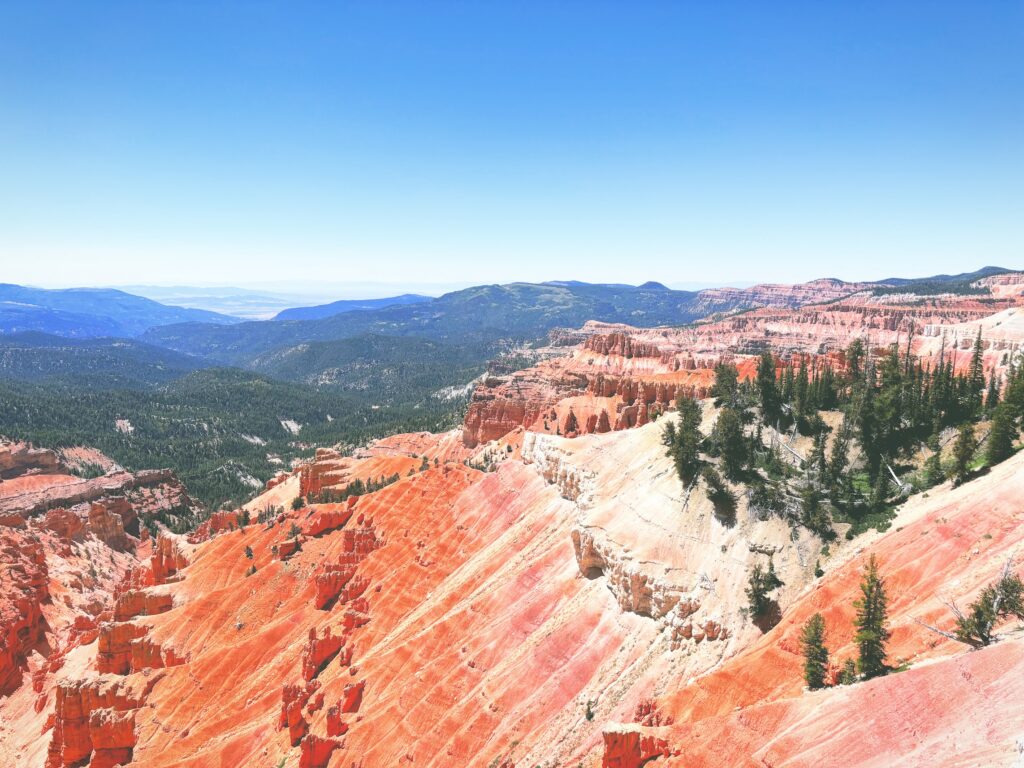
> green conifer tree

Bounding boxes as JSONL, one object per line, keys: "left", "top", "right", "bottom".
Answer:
{"left": 801, "top": 613, "right": 829, "bottom": 690}
{"left": 853, "top": 555, "right": 890, "bottom": 679}
{"left": 986, "top": 403, "right": 1016, "bottom": 467}
{"left": 713, "top": 407, "right": 748, "bottom": 480}
{"left": 949, "top": 423, "right": 978, "bottom": 486}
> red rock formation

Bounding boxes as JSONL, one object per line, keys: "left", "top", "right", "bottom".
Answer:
{"left": 5, "top": 278, "right": 1024, "bottom": 768}
{"left": 276, "top": 536, "right": 302, "bottom": 560}
{"left": 41, "top": 508, "right": 85, "bottom": 540}
{"left": 46, "top": 677, "right": 146, "bottom": 768}
{"left": 187, "top": 508, "right": 247, "bottom": 542}
{"left": 324, "top": 703, "right": 349, "bottom": 736}
{"left": 113, "top": 588, "right": 172, "bottom": 622}
{"left": 340, "top": 680, "right": 364, "bottom": 713}
{"left": 584, "top": 331, "right": 662, "bottom": 358}
{"left": 0, "top": 443, "right": 62, "bottom": 479}
{"left": 462, "top": 370, "right": 589, "bottom": 447}
{"left": 304, "top": 500, "right": 355, "bottom": 538}
{"left": 130, "top": 635, "right": 186, "bottom": 671}
{"left": 301, "top": 627, "right": 344, "bottom": 682}
{"left": 87, "top": 499, "right": 131, "bottom": 550}
{"left": 280, "top": 681, "right": 320, "bottom": 745}
{"left": 96, "top": 622, "right": 149, "bottom": 674}
{"left": 151, "top": 533, "right": 187, "bottom": 584}
{"left": 0, "top": 529, "right": 48, "bottom": 694}
{"left": 601, "top": 726, "right": 673, "bottom": 768}
{"left": 314, "top": 561, "right": 359, "bottom": 610}
{"left": 298, "top": 734, "right": 340, "bottom": 768}
{"left": 0, "top": 466, "right": 182, "bottom": 520}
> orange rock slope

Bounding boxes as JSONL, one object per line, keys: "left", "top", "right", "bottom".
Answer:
{"left": 9, "top": 427, "right": 1024, "bottom": 767}
{"left": 3, "top": 272, "right": 1024, "bottom": 768}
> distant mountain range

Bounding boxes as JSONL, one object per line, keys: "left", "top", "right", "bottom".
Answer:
{"left": 274, "top": 293, "right": 431, "bottom": 321}
{"left": 3, "top": 266, "right": 1015, "bottom": 372}
{"left": 140, "top": 267, "right": 1015, "bottom": 368}
{"left": 0, "top": 284, "right": 240, "bottom": 338}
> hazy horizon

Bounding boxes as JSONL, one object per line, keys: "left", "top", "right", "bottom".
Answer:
{"left": 11, "top": 265, "right": 1020, "bottom": 295}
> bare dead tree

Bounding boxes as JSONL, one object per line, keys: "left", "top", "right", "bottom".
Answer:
{"left": 915, "top": 556, "right": 1019, "bottom": 648}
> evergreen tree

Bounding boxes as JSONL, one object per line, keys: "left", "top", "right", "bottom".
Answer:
{"left": 853, "top": 555, "right": 890, "bottom": 679}
{"left": 1005, "top": 361, "right": 1024, "bottom": 418}
{"left": 794, "top": 358, "right": 810, "bottom": 417}
{"left": 870, "top": 470, "right": 890, "bottom": 513}
{"left": 968, "top": 328, "right": 985, "bottom": 416}
{"left": 663, "top": 397, "right": 704, "bottom": 485}
{"left": 746, "top": 559, "right": 784, "bottom": 618}
{"left": 949, "top": 423, "right": 978, "bottom": 486}
{"left": 985, "top": 375, "right": 1001, "bottom": 413}
{"left": 827, "top": 425, "right": 851, "bottom": 502}
{"left": 808, "top": 428, "right": 828, "bottom": 482}
{"left": 800, "top": 483, "right": 831, "bottom": 538}
{"left": 801, "top": 613, "right": 830, "bottom": 690}
{"left": 756, "top": 352, "right": 780, "bottom": 422}
{"left": 713, "top": 407, "right": 748, "bottom": 480}
{"left": 846, "top": 338, "right": 865, "bottom": 382}
{"left": 985, "top": 403, "right": 1016, "bottom": 467}
{"left": 711, "top": 362, "right": 739, "bottom": 407}
{"left": 857, "top": 381, "right": 882, "bottom": 481}
{"left": 838, "top": 658, "right": 857, "bottom": 685}
{"left": 924, "top": 429, "right": 944, "bottom": 488}
{"left": 781, "top": 365, "right": 795, "bottom": 408}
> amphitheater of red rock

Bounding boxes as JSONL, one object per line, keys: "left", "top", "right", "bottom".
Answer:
{"left": 2, "top": 274, "right": 1024, "bottom": 767}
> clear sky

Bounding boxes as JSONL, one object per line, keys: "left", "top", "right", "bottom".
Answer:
{"left": 1, "top": 1, "right": 1021, "bottom": 291}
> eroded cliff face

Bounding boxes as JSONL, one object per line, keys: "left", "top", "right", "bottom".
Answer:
{"left": 0, "top": 446, "right": 201, "bottom": 766}
{"left": 463, "top": 287, "right": 1024, "bottom": 449}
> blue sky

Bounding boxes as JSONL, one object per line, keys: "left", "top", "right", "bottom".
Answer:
{"left": 0, "top": 1, "right": 1021, "bottom": 291}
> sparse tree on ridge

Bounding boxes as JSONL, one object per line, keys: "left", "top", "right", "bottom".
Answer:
{"left": 757, "top": 352, "right": 781, "bottom": 422}
{"left": 924, "top": 428, "right": 944, "bottom": 488}
{"left": 663, "top": 396, "right": 704, "bottom": 485}
{"left": 713, "top": 407, "right": 748, "bottom": 480}
{"left": 711, "top": 362, "right": 739, "bottom": 407}
{"left": 986, "top": 403, "right": 1017, "bottom": 467}
{"left": 949, "top": 423, "right": 978, "bottom": 486}
{"left": 853, "top": 555, "right": 890, "bottom": 679}
{"left": 746, "top": 559, "right": 784, "bottom": 618}
{"left": 801, "top": 613, "right": 830, "bottom": 690}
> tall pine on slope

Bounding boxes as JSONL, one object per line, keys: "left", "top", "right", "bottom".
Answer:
{"left": 801, "top": 613, "right": 830, "bottom": 690}
{"left": 949, "top": 423, "right": 978, "bottom": 486}
{"left": 663, "top": 396, "right": 704, "bottom": 485}
{"left": 985, "top": 374, "right": 1001, "bottom": 413}
{"left": 986, "top": 403, "right": 1017, "bottom": 467}
{"left": 967, "top": 328, "right": 985, "bottom": 417}
{"left": 713, "top": 407, "right": 748, "bottom": 480}
{"left": 711, "top": 362, "right": 739, "bottom": 407}
{"left": 924, "top": 427, "right": 944, "bottom": 488}
{"left": 757, "top": 352, "right": 780, "bottom": 423}
{"left": 853, "top": 555, "right": 890, "bottom": 679}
